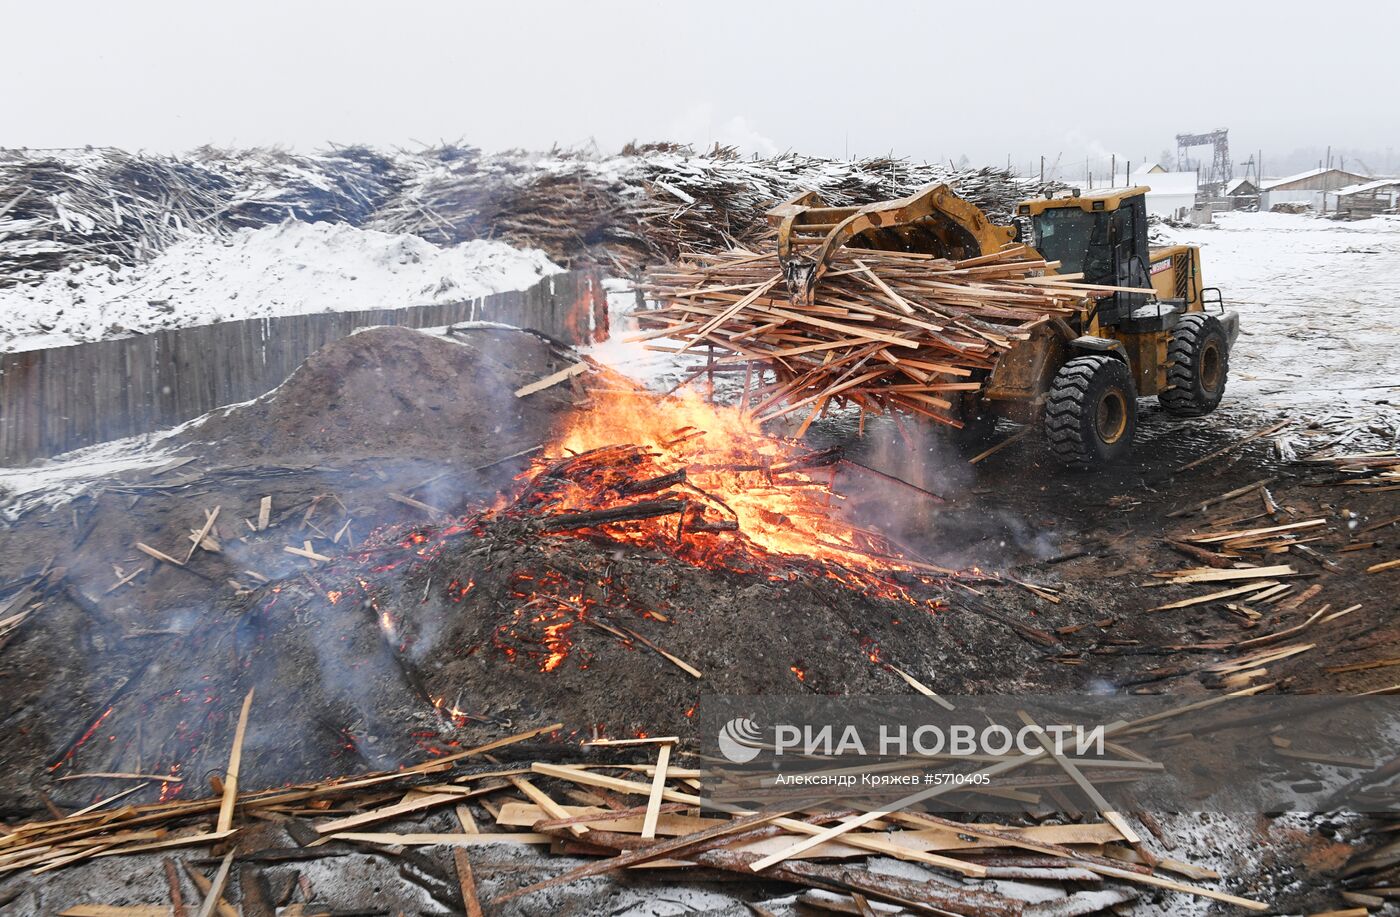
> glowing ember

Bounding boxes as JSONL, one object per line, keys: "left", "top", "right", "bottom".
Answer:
{"left": 47, "top": 706, "right": 114, "bottom": 772}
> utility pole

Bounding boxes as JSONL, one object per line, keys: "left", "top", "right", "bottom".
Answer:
{"left": 1111, "top": 154, "right": 1116, "bottom": 187}
{"left": 1040, "top": 155, "right": 1045, "bottom": 186}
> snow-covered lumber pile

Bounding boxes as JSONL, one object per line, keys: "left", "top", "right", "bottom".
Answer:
{"left": 1, "top": 143, "right": 1062, "bottom": 288}
{"left": 0, "top": 146, "right": 405, "bottom": 287}
{"left": 376, "top": 143, "right": 1059, "bottom": 272}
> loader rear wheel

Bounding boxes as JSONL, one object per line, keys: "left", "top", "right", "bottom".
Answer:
{"left": 1045, "top": 355, "right": 1137, "bottom": 468}
{"left": 1160, "top": 313, "right": 1228, "bottom": 416}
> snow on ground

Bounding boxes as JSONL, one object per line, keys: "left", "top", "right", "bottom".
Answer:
{"left": 1166, "top": 211, "right": 1400, "bottom": 423}
{"left": 0, "top": 221, "right": 563, "bottom": 352}
{"left": 0, "top": 435, "right": 176, "bottom": 521}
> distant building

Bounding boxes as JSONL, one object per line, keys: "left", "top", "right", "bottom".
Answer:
{"left": 1259, "top": 167, "right": 1370, "bottom": 212}
{"left": 1137, "top": 172, "right": 1198, "bottom": 219}
{"left": 1334, "top": 179, "right": 1400, "bottom": 219}
{"left": 1223, "top": 177, "right": 1259, "bottom": 211}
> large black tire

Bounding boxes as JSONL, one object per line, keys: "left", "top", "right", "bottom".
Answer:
{"left": 1160, "top": 313, "right": 1228, "bottom": 416}
{"left": 1045, "top": 355, "right": 1137, "bottom": 467}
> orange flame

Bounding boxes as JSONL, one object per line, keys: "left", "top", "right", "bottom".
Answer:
{"left": 530, "top": 387, "right": 883, "bottom": 568}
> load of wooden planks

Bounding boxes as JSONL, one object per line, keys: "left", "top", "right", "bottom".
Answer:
{"left": 636, "top": 244, "right": 1108, "bottom": 430}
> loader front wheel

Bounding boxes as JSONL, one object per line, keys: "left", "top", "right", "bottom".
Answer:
{"left": 1045, "top": 355, "right": 1137, "bottom": 468}
{"left": 1160, "top": 313, "right": 1228, "bottom": 416}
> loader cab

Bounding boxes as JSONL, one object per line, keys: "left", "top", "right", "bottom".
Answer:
{"left": 1018, "top": 188, "right": 1153, "bottom": 326}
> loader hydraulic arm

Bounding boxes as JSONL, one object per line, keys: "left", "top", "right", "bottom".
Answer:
{"left": 765, "top": 183, "right": 1017, "bottom": 305}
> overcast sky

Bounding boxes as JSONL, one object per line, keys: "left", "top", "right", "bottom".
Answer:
{"left": 5, "top": 0, "right": 1397, "bottom": 175}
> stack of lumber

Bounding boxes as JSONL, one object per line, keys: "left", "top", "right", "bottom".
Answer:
{"left": 0, "top": 149, "right": 229, "bottom": 286}
{"left": 191, "top": 144, "right": 404, "bottom": 228}
{"left": 0, "top": 146, "right": 404, "bottom": 287}
{"left": 636, "top": 245, "right": 1102, "bottom": 429}
{"left": 371, "top": 145, "right": 1062, "bottom": 272}
{"left": 629, "top": 148, "right": 1054, "bottom": 263}
{"left": 4, "top": 143, "right": 1061, "bottom": 287}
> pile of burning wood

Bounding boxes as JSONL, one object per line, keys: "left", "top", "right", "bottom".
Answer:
{"left": 637, "top": 245, "right": 1101, "bottom": 430}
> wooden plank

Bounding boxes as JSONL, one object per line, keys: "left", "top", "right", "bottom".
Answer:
{"left": 1151, "top": 581, "right": 1281, "bottom": 611}
{"left": 184, "top": 506, "right": 221, "bottom": 564}
{"left": 1176, "top": 420, "right": 1291, "bottom": 472}
{"left": 216, "top": 688, "right": 254, "bottom": 834}
{"left": 1016, "top": 710, "right": 1140, "bottom": 845}
{"left": 509, "top": 776, "right": 587, "bottom": 838}
{"left": 1156, "top": 564, "right": 1297, "bottom": 585}
{"left": 885, "top": 665, "right": 955, "bottom": 710}
{"left": 283, "top": 544, "right": 332, "bottom": 563}
{"left": 641, "top": 743, "right": 672, "bottom": 840}
{"left": 333, "top": 832, "right": 550, "bottom": 846}
{"left": 1186, "top": 519, "right": 1326, "bottom": 544}
{"left": 193, "top": 851, "right": 236, "bottom": 917}
{"left": 514, "top": 362, "right": 589, "bottom": 398}
{"left": 453, "top": 848, "right": 485, "bottom": 917}
{"left": 315, "top": 792, "right": 469, "bottom": 835}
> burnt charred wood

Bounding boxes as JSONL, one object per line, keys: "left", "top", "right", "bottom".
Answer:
{"left": 61, "top": 579, "right": 111, "bottom": 623}
{"left": 286, "top": 818, "right": 324, "bottom": 848}
{"left": 838, "top": 458, "right": 946, "bottom": 504}
{"left": 494, "top": 807, "right": 818, "bottom": 902}
{"left": 957, "top": 596, "right": 1059, "bottom": 649}
{"left": 772, "top": 446, "right": 844, "bottom": 473}
{"left": 1164, "top": 539, "right": 1233, "bottom": 569}
{"left": 687, "top": 518, "right": 741, "bottom": 533}
{"left": 394, "top": 854, "right": 461, "bottom": 911}
{"left": 692, "top": 846, "right": 1022, "bottom": 917}
{"left": 202, "top": 846, "right": 350, "bottom": 864}
{"left": 1320, "top": 752, "right": 1400, "bottom": 811}
{"left": 615, "top": 468, "right": 687, "bottom": 497}
{"left": 70, "top": 500, "right": 101, "bottom": 551}
{"left": 43, "top": 663, "right": 150, "bottom": 770}
{"left": 240, "top": 867, "right": 277, "bottom": 917}
{"left": 0, "top": 572, "right": 44, "bottom": 598}
{"left": 536, "top": 499, "right": 687, "bottom": 532}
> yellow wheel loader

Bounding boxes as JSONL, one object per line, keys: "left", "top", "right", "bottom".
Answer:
{"left": 766, "top": 184, "right": 1239, "bottom": 467}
